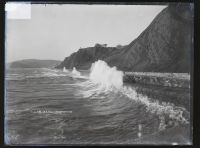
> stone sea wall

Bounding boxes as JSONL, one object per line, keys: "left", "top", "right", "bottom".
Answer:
{"left": 123, "top": 72, "right": 190, "bottom": 88}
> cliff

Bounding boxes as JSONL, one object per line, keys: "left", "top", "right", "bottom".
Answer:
{"left": 56, "top": 4, "right": 193, "bottom": 73}
{"left": 56, "top": 46, "right": 123, "bottom": 69}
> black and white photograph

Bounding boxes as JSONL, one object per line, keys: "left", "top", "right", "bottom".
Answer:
{"left": 4, "top": 2, "right": 193, "bottom": 145}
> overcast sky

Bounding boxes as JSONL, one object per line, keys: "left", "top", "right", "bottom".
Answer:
{"left": 6, "top": 3, "right": 167, "bottom": 62}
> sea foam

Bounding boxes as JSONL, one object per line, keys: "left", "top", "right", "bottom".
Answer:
{"left": 63, "top": 67, "right": 69, "bottom": 72}
{"left": 89, "top": 60, "right": 124, "bottom": 89}
{"left": 72, "top": 67, "right": 81, "bottom": 77}
{"left": 87, "top": 60, "right": 189, "bottom": 127}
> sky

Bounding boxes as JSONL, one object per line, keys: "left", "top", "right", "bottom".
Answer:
{"left": 5, "top": 3, "right": 167, "bottom": 62}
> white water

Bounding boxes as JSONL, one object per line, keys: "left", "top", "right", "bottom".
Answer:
{"left": 87, "top": 60, "right": 189, "bottom": 128}
{"left": 72, "top": 67, "right": 81, "bottom": 77}
{"left": 7, "top": 66, "right": 190, "bottom": 144}
{"left": 121, "top": 86, "right": 189, "bottom": 126}
{"left": 63, "top": 67, "right": 69, "bottom": 72}
{"left": 89, "top": 60, "right": 124, "bottom": 89}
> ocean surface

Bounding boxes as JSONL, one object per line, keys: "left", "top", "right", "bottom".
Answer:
{"left": 5, "top": 62, "right": 191, "bottom": 145}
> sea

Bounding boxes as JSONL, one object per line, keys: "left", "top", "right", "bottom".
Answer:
{"left": 5, "top": 60, "right": 191, "bottom": 145}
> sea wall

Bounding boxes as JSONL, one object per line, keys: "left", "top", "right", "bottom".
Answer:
{"left": 123, "top": 72, "right": 190, "bottom": 88}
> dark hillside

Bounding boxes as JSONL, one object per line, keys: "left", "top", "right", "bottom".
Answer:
{"left": 56, "top": 4, "right": 193, "bottom": 73}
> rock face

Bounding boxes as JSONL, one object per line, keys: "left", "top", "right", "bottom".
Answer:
{"left": 9, "top": 59, "right": 61, "bottom": 68}
{"left": 57, "top": 4, "right": 193, "bottom": 72}
{"left": 56, "top": 46, "right": 123, "bottom": 69}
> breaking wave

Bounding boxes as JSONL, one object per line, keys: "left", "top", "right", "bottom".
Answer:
{"left": 63, "top": 67, "right": 69, "bottom": 73}
{"left": 72, "top": 67, "right": 81, "bottom": 77}
{"left": 89, "top": 60, "right": 124, "bottom": 89}
{"left": 121, "top": 87, "right": 189, "bottom": 128}
{"left": 84, "top": 60, "right": 189, "bottom": 128}
{"left": 6, "top": 61, "right": 191, "bottom": 144}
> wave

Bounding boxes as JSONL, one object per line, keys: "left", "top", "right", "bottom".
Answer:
{"left": 63, "top": 67, "right": 69, "bottom": 73}
{"left": 81, "top": 60, "right": 189, "bottom": 130}
{"left": 89, "top": 60, "right": 124, "bottom": 89}
{"left": 6, "top": 68, "right": 72, "bottom": 80}
{"left": 32, "top": 72, "right": 67, "bottom": 78}
{"left": 7, "top": 109, "right": 72, "bottom": 115}
{"left": 41, "top": 67, "right": 86, "bottom": 79}
{"left": 7, "top": 61, "right": 190, "bottom": 130}
{"left": 71, "top": 67, "right": 81, "bottom": 77}
{"left": 31, "top": 110, "right": 72, "bottom": 115}
{"left": 7, "top": 67, "right": 89, "bottom": 81}
{"left": 77, "top": 80, "right": 113, "bottom": 98}
{"left": 7, "top": 109, "right": 30, "bottom": 114}
{"left": 120, "top": 87, "right": 189, "bottom": 128}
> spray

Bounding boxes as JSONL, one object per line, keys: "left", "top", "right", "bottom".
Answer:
{"left": 89, "top": 60, "right": 124, "bottom": 89}
{"left": 72, "top": 67, "right": 81, "bottom": 76}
